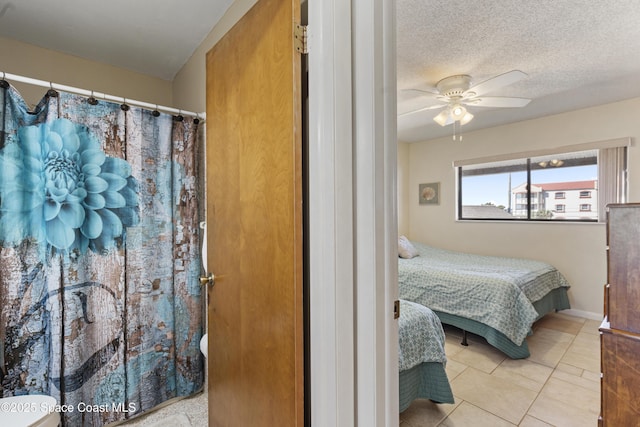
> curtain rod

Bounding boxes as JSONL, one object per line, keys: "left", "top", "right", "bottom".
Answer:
{"left": 1, "top": 71, "right": 206, "bottom": 121}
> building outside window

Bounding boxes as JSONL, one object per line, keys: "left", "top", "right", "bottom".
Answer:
{"left": 456, "top": 143, "right": 628, "bottom": 222}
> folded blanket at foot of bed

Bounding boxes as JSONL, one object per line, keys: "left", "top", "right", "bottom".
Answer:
{"left": 399, "top": 299, "right": 454, "bottom": 411}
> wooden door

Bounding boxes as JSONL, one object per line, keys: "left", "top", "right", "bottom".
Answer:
{"left": 205, "top": 0, "right": 303, "bottom": 425}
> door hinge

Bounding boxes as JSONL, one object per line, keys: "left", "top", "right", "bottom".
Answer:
{"left": 394, "top": 300, "right": 400, "bottom": 319}
{"left": 294, "top": 24, "right": 308, "bottom": 54}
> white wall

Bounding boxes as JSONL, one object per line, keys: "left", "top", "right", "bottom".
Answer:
{"left": 403, "top": 97, "right": 640, "bottom": 317}
{"left": 172, "top": 0, "right": 258, "bottom": 113}
{"left": 0, "top": 36, "right": 172, "bottom": 108}
{"left": 0, "top": 0, "right": 259, "bottom": 115}
{"left": 397, "top": 141, "right": 410, "bottom": 236}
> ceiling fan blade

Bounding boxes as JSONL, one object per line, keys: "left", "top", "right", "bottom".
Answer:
{"left": 466, "top": 70, "right": 528, "bottom": 97}
{"left": 402, "top": 88, "right": 439, "bottom": 96}
{"left": 398, "top": 87, "right": 445, "bottom": 115}
{"left": 467, "top": 96, "right": 531, "bottom": 108}
{"left": 398, "top": 103, "right": 446, "bottom": 117}
{"left": 398, "top": 88, "right": 441, "bottom": 104}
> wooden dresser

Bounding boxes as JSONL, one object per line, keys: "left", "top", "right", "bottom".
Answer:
{"left": 599, "top": 203, "right": 640, "bottom": 426}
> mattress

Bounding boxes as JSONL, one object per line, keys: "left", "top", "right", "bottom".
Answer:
{"left": 399, "top": 241, "right": 571, "bottom": 355}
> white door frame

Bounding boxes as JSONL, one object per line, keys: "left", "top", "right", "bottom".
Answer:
{"left": 308, "top": 0, "right": 398, "bottom": 425}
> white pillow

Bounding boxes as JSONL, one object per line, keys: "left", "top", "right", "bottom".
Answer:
{"left": 398, "top": 235, "right": 419, "bottom": 259}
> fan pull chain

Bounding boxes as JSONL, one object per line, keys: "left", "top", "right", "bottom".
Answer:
{"left": 452, "top": 121, "right": 463, "bottom": 142}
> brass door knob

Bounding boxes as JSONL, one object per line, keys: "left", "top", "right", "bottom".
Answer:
{"left": 199, "top": 273, "right": 215, "bottom": 286}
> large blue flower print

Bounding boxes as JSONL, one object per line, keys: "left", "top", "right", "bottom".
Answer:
{"left": 0, "top": 118, "right": 139, "bottom": 254}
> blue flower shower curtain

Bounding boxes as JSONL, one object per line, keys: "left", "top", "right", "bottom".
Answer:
{"left": 0, "top": 84, "right": 204, "bottom": 426}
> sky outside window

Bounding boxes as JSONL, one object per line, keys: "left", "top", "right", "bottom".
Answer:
{"left": 460, "top": 151, "right": 598, "bottom": 208}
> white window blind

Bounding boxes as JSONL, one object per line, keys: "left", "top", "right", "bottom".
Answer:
{"left": 598, "top": 146, "right": 628, "bottom": 222}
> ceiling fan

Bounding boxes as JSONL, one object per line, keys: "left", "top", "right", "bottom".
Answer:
{"left": 399, "top": 70, "right": 532, "bottom": 127}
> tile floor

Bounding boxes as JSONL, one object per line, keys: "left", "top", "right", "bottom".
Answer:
{"left": 116, "top": 391, "right": 207, "bottom": 427}
{"left": 401, "top": 312, "right": 602, "bottom": 427}
{"left": 118, "top": 312, "right": 601, "bottom": 427}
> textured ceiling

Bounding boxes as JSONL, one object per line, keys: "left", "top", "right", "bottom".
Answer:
{"left": 1, "top": 1, "right": 640, "bottom": 142}
{"left": 397, "top": 0, "right": 640, "bottom": 142}
{"left": 0, "top": 0, "right": 234, "bottom": 80}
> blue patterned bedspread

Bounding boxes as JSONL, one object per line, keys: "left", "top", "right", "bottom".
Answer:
{"left": 399, "top": 299, "right": 447, "bottom": 371}
{"left": 398, "top": 242, "right": 570, "bottom": 346}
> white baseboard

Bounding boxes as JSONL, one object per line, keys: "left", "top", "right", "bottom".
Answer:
{"left": 561, "top": 308, "right": 603, "bottom": 321}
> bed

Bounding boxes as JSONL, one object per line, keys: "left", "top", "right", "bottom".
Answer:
{"left": 398, "top": 240, "right": 571, "bottom": 359}
{"left": 398, "top": 299, "right": 454, "bottom": 412}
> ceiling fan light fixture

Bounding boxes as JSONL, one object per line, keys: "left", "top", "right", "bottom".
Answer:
{"left": 433, "top": 109, "right": 450, "bottom": 126}
{"left": 460, "top": 111, "right": 474, "bottom": 125}
{"left": 451, "top": 104, "right": 467, "bottom": 120}
{"left": 402, "top": 70, "right": 531, "bottom": 132}
{"left": 433, "top": 105, "right": 474, "bottom": 127}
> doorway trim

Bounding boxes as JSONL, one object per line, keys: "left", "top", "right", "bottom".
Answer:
{"left": 308, "top": 0, "right": 398, "bottom": 425}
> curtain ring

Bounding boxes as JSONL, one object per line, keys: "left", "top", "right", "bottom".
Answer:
{"left": 174, "top": 109, "right": 184, "bottom": 122}
{"left": 88, "top": 90, "right": 99, "bottom": 105}
{"left": 0, "top": 71, "right": 8, "bottom": 89}
{"left": 152, "top": 105, "right": 160, "bottom": 117}
{"left": 121, "top": 97, "right": 130, "bottom": 111}
{"left": 193, "top": 113, "right": 200, "bottom": 125}
{"left": 47, "top": 81, "right": 58, "bottom": 98}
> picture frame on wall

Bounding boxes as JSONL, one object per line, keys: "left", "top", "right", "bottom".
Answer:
{"left": 419, "top": 182, "right": 440, "bottom": 205}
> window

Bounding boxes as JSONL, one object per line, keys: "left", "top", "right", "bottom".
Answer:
{"left": 456, "top": 145, "right": 628, "bottom": 222}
